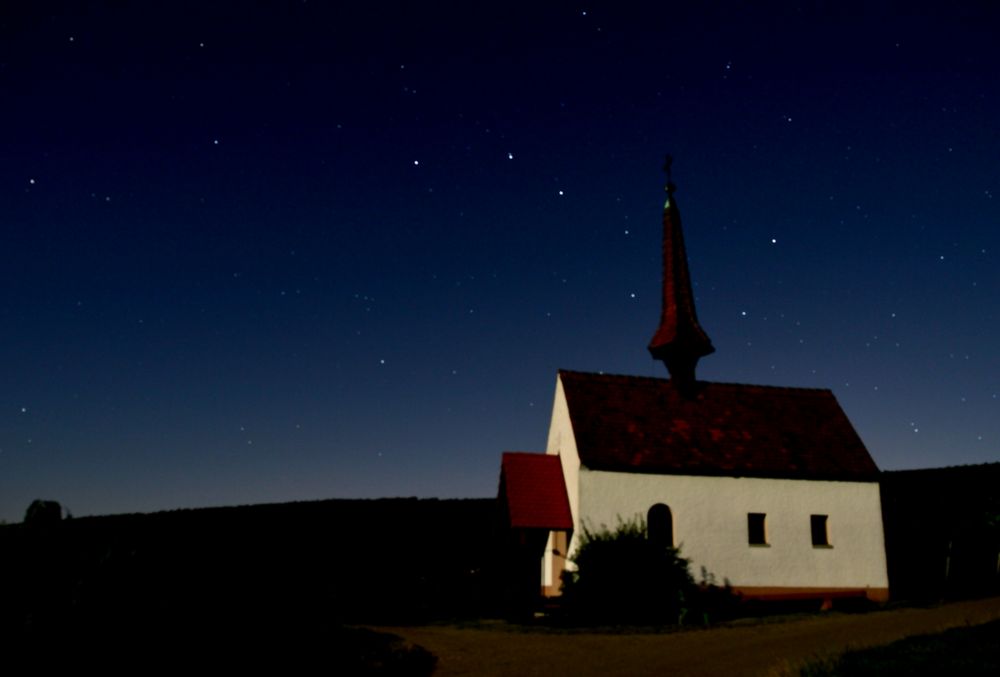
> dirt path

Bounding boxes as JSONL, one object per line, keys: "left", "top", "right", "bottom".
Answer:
{"left": 381, "top": 596, "right": 1000, "bottom": 677}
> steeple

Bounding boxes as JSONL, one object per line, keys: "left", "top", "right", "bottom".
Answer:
{"left": 648, "top": 156, "right": 714, "bottom": 391}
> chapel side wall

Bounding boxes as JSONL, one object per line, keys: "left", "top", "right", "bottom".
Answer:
{"left": 542, "top": 530, "right": 569, "bottom": 597}
{"left": 545, "top": 375, "right": 580, "bottom": 538}
{"left": 578, "top": 470, "right": 889, "bottom": 593}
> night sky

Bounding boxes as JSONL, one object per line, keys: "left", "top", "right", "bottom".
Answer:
{"left": 3, "top": 2, "right": 998, "bottom": 522}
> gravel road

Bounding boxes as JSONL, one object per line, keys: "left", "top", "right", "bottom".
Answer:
{"left": 382, "top": 596, "right": 1000, "bottom": 677}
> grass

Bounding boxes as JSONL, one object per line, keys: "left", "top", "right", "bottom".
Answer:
{"left": 8, "top": 602, "right": 438, "bottom": 675}
{"left": 799, "top": 618, "right": 1000, "bottom": 676}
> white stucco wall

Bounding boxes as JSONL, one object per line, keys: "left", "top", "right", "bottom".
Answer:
{"left": 545, "top": 375, "right": 580, "bottom": 529}
{"left": 542, "top": 375, "right": 579, "bottom": 580}
{"left": 577, "top": 469, "right": 890, "bottom": 591}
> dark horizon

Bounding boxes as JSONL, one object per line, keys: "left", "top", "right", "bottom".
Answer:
{"left": 3, "top": 2, "right": 999, "bottom": 522}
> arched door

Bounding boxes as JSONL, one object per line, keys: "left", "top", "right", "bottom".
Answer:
{"left": 647, "top": 503, "right": 674, "bottom": 547}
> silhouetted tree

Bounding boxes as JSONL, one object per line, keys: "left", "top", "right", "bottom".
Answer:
{"left": 24, "top": 499, "right": 62, "bottom": 527}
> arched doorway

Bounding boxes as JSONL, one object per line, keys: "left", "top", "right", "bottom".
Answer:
{"left": 647, "top": 503, "right": 674, "bottom": 547}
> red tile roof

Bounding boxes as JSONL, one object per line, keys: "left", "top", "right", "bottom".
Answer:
{"left": 559, "top": 370, "right": 880, "bottom": 482}
{"left": 500, "top": 452, "right": 573, "bottom": 530}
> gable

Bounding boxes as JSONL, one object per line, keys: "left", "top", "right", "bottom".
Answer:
{"left": 558, "top": 370, "right": 879, "bottom": 482}
{"left": 499, "top": 452, "right": 573, "bottom": 530}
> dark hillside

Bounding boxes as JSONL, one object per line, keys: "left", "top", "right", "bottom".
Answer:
{"left": 1, "top": 497, "right": 500, "bottom": 665}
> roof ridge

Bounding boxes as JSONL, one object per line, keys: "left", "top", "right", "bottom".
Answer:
{"left": 884, "top": 461, "right": 1000, "bottom": 473}
{"left": 556, "top": 368, "right": 835, "bottom": 395}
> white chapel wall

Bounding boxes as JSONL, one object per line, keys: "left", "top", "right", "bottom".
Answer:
{"left": 577, "top": 469, "right": 889, "bottom": 591}
{"left": 545, "top": 375, "right": 580, "bottom": 531}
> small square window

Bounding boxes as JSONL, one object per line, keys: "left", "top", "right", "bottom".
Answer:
{"left": 748, "top": 512, "right": 767, "bottom": 545}
{"left": 811, "top": 514, "right": 830, "bottom": 547}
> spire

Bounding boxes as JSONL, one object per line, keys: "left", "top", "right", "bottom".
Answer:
{"left": 648, "top": 155, "right": 714, "bottom": 391}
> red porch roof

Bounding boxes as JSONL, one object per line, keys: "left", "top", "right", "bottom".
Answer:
{"left": 499, "top": 452, "right": 573, "bottom": 530}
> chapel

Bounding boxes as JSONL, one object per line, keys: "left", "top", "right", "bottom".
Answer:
{"left": 499, "top": 159, "right": 890, "bottom": 604}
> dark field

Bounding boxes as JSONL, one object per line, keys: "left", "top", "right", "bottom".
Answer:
{"left": 1, "top": 498, "right": 497, "bottom": 672}
{"left": 801, "top": 617, "right": 1000, "bottom": 676}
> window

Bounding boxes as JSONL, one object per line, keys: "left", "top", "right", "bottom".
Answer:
{"left": 647, "top": 503, "right": 674, "bottom": 547}
{"left": 811, "top": 514, "right": 830, "bottom": 547}
{"left": 747, "top": 512, "right": 768, "bottom": 546}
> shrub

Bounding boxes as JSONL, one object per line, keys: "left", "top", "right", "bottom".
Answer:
{"left": 559, "top": 515, "right": 696, "bottom": 624}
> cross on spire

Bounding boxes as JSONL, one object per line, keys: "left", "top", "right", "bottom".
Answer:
{"left": 663, "top": 154, "right": 676, "bottom": 200}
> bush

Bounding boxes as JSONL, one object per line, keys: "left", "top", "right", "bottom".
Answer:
{"left": 559, "top": 515, "right": 696, "bottom": 624}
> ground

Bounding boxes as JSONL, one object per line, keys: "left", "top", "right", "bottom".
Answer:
{"left": 381, "top": 596, "right": 1000, "bottom": 677}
